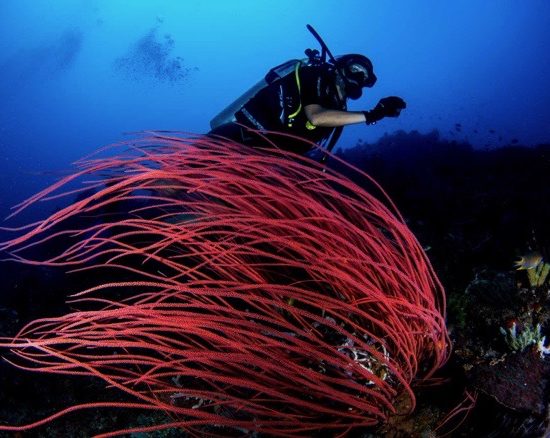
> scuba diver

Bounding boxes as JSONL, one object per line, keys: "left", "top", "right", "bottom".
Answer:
{"left": 208, "top": 25, "right": 406, "bottom": 157}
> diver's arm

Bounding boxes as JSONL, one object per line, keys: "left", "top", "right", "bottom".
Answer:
{"left": 305, "top": 97, "right": 407, "bottom": 128}
{"left": 304, "top": 104, "right": 366, "bottom": 128}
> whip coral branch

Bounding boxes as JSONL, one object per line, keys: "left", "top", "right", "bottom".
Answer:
{"left": 0, "top": 133, "right": 450, "bottom": 436}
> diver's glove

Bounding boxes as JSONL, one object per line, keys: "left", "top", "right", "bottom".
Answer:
{"left": 363, "top": 96, "right": 406, "bottom": 124}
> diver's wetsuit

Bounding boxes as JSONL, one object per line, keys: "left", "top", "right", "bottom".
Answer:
{"left": 208, "top": 65, "right": 346, "bottom": 154}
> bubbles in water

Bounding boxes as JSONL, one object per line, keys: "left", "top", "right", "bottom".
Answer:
{"left": 113, "top": 27, "right": 196, "bottom": 84}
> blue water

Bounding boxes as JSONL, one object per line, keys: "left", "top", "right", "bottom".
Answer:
{"left": 1, "top": 0, "right": 549, "bottom": 219}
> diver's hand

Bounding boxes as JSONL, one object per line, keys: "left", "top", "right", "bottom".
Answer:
{"left": 378, "top": 96, "right": 406, "bottom": 117}
{"left": 363, "top": 96, "right": 406, "bottom": 124}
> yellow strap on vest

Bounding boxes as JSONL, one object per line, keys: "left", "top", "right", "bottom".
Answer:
{"left": 287, "top": 62, "right": 317, "bottom": 130}
{"left": 287, "top": 62, "right": 302, "bottom": 121}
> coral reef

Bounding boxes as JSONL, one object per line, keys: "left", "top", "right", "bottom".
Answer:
{"left": 1, "top": 129, "right": 548, "bottom": 436}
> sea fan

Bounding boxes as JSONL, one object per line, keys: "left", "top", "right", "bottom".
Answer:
{"left": 0, "top": 133, "right": 449, "bottom": 437}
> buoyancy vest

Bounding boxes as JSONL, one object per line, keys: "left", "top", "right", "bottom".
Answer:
{"left": 210, "top": 59, "right": 317, "bottom": 131}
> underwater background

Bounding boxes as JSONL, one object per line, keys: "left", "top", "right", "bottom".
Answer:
{"left": 1, "top": 0, "right": 549, "bottom": 218}
{"left": 1, "top": 1, "right": 550, "bottom": 437}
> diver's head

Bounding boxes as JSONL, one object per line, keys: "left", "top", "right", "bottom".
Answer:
{"left": 335, "top": 54, "right": 377, "bottom": 100}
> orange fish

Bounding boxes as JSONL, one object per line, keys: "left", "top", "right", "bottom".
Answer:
{"left": 514, "top": 252, "right": 543, "bottom": 270}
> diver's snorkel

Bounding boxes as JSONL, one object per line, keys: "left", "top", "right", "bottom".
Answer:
{"left": 306, "top": 24, "right": 338, "bottom": 65}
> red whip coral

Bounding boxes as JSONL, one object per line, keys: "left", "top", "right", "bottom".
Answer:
{"left": 0, "top": 133, "right": 450, "bottom": 437}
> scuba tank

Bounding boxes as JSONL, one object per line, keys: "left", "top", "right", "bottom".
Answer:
{"left": 209, "top": 25, "right": 334, "bottom": 130}
{"left": 209, "top": 59, "right": 303, "bottom": 130}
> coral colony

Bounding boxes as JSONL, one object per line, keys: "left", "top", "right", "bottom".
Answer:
{"left": 0, "top": 133, "right": 449, "bottom": 436}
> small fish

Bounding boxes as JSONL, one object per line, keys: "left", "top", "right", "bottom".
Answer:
{"left": 515, "top": 252, "right": 543, "bottom": 270}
